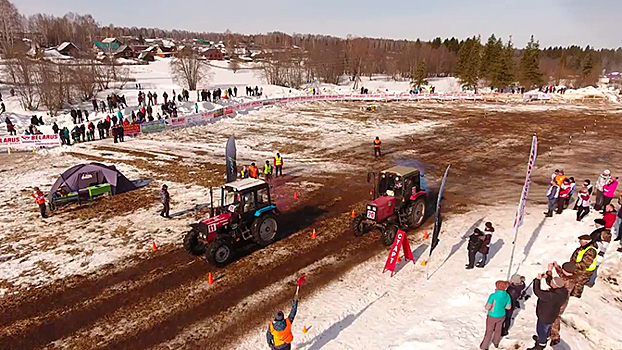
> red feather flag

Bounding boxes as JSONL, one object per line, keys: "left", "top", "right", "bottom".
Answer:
{"left": 297, "top": 274, "right": 306, "bottom": 287}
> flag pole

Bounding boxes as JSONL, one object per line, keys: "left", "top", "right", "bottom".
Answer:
{"left": 506, "top": 135, "right": 538, "bottom": 280}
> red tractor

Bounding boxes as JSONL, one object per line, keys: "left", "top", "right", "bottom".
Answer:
{"left": 352, "top": 166, "right": 427, "bottom": 245}
{"left": 183, "top": 178, "right": 279, "bottom": 267}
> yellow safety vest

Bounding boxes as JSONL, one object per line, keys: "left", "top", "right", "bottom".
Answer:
{"left": 264, "top": 164, "right": 272, "bottom": 175}
{"left": 275, "top": 156, "right": 282, "bottom": 166}
{"left": 576, "top": 246, "right": 598, "bottom": 271}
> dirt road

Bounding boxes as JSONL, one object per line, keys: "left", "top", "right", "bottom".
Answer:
{"left": 2, "top": 102, "right": 621, "bottom": 349}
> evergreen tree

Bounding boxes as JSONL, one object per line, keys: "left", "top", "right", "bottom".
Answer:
{"left": 411, "top": 61, "right": 428, "bottom": 90}
{"left": 480, "top": 34, "right": 503, "bottom": 85}
{"left": 494, "top": 39, "right": 515, "bottom": 90}
{"left": 456, "top": 36, "right": 482, "bottom": 91}
{"left": 519, "top": 35, "right": 543, "bottom": 89}
{"left": 581, "top": 50, "right": 597, "bottom": 87}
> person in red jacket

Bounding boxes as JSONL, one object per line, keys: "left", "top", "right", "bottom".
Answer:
{"left": 556, "top": 178, "right": 571, "bottom": 214}
{"left": 273, "top": 153, "right": 283, "bottom": 177}
{"left": 603, "top": 204, "right": 617, "bottom": 229}
{"left": 33, "top": 187, "right": 47, "bottom": 218}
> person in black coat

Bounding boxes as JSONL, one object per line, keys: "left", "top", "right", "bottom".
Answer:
{"left": 502, "top": 274, "right": 526, "bottom": 336}
{"left": 527, "top": 274, "right": 568, "bottom": 350}
{"left": 466, "top": 229, "right": 483, "bottom": 269}
{"left": 52, "top": 122, "right": 59, "bottom": 135}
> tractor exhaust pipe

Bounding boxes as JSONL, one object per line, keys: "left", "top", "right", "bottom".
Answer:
{"left": 210, "top": 187, "right": 215, "bottom": 217}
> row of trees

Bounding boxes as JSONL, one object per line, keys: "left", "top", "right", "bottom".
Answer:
{"left": 3, "top": 57, "right": 129, "bottom": 113}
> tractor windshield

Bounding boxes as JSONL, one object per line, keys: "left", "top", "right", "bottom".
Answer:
{"left": 221, "top": 187, "right": 239, "bottom": 207}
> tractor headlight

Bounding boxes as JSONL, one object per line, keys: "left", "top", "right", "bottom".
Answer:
{"left": 366, "top": 205, "right": 372, "bottom": 211}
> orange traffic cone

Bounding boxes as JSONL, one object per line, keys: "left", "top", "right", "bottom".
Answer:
{"left": 397, "top": 255, "right": 401, "bottom": 262}
{"left": 311, "top": 229, "right": 317, "bottom": 239}
{"left": 350, "top": 210, "right": 356, "bottom": 218}
{"left": 302, "top": 326, "right": 308, "bottom": 334}
{"left": 152, "top": 241, "right": 158, "bottom": 251}
{"left": 208, "top": 272, "right": 214, "bottom": 285}
{"left": 423, "top": 231, "right": 430, "bottom": 240}
{"left": 421, "top": 260, "right": 427, "bottom": 266}
{"left": 294, "top": 192, "right": 299, "bottom": 199}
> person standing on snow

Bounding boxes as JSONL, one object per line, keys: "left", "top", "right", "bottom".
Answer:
{"left": 274, "top": 153, "right": 283, "bottom": 177}
{"left": 267, "top": 297, "right": 298, "bottom": 350}
{"left": 249, "top": 163, "right": 259, "bottom": 179}
{"left": 595, "top": 170, "right": 612, "bottom": 211}
{"left": 602, "top": 177, "right": 619, "bottom": 213}
{"left": 160, "top": 184, "right": 171, "bottom": 218}
{"left": 479, "top": 280, "right": 511, "bottom": 350}
{"left": 556, "top": 178, "right": 571, "bottom": 214}
{"left": 527, "top": 274, "right": 568, "bottom": 350}
{"left": 576, "top": 187, "right": 591, "bottom": 221}
{"left": 568, "top": 234, "right": 598, "bottom": 298}
{"left": 373, "top": 136, "right": 382, "bottom": 157}
{"left": 545, "top": 261, "right": 576, "bottom": 346}
{"left": 466, "top": 228, "right": 483, "bottom": 269}
{"left": 476, "top": 222, "right": 494, "bottom": 268}
{"left": 33, "top": 187, "right": 47, "bottom": 218}
{"left": 544, "top": 181, "right": 559, "bottom": 217}
{"left": 502, "top": 274, "right": 525, "bottom": 336}
{"left": 263, "top": 160, "right": 273, "bottom": 186}
{"left": 587, "top": 217, "right": 612, "bottom": 287}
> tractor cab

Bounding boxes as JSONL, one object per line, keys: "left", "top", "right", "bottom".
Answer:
{"left": 377, "top": 166, "right": 422, "bottom": 201}
{"left": 221, "top": 178, "right": 273, "bottom": 220}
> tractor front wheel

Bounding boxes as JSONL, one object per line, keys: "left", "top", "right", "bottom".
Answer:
{"left": 183, "top": 229, "right": 207, "bottom": 256}
{"left": 205, "top": 238, "right": 234, "bottom": 268}
{"left": 381, "top": 224, "right": 398, "bottom": 246}
{"left": 351, "top": 214, "right": 371, "bottom": 237}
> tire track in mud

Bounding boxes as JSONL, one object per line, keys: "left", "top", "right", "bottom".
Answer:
{"left": 5, "top": 104, "right": 622, "bottom": 349}
{"left": 0, "top": 175, "right": 375, "bottom": 350}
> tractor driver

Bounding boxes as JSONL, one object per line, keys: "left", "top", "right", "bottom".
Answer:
{"left": 393, "top": 177, "right": 404, "bottom": 207}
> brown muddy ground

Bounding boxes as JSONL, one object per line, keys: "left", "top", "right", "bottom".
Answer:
{"left": 1, "top": 102, "right": 622, "bottom": 350}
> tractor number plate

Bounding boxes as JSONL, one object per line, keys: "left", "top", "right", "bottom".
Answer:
{"left": 366, "top": 210, "right": 376, "bottom": 220}
{"left": 208, "top": 223, "right": 217, "bottom": 233}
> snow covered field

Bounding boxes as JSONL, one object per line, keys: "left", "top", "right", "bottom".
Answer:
{"left": 2, "top": 57, "right": 622, "bottom": 349}
{"left": 236, "top": 205, "right": 622, "bottom": 350}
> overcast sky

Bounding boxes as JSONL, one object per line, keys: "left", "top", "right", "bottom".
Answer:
{"left": 13, "top": 0, "right": 621, "bottom": 48}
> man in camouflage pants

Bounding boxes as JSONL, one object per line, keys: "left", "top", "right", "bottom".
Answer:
{"left": 546, "top": 261, "right": 577, "bottom": 346}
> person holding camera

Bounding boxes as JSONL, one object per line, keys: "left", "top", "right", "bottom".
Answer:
{"left": 527, "top": 272, "right": 568, "bottom": 350}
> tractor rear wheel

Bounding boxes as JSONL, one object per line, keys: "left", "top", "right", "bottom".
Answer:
{"left": 351, "top": 214, "right": 371, "bottom": 237}
{"left": 183, "top": 228, "right": 207, "bottom": 256}
{"left": 409, "top": 197, "right": 426, "bottom": 228}
{"left": 381, "top": 224, "right": 398, "bottom": 246}
{"left": 251, "top": 213, "right": 279, "bottom": 247}
{"left": 205, "top": 238, "right": 234, "bottom": 268}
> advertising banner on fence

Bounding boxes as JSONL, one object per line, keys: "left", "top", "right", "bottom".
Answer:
{"left": 123, "top": 123, "right": 141, "bottom": 136}
{"left": 1, "top": 134, "right": 60, "bottom": 148}
{"left": 166, "top": 117, "right": 187, "bottom": 127}
{"left": 141, "top": 120, "right": 166, "bottom": 133}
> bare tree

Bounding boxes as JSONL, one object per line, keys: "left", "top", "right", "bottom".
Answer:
{"left": 0, "top": 0, "right": 23, "bottom": 55}
{"left": 3, "top": 57, "right": 39, "bottom": 110}
{"left": 170, "top": 52, "right": 209, "bottom": 90}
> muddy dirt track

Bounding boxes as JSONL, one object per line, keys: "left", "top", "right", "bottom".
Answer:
{"left": 2, "top": 102, "right": 622, "bottom": 350}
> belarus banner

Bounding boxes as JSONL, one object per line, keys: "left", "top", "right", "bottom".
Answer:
{"left": 1, "top": 134, "right": 60, "bottom": 148}
{"left": 383, "top": 229, "right": 415, "bottom": 277}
